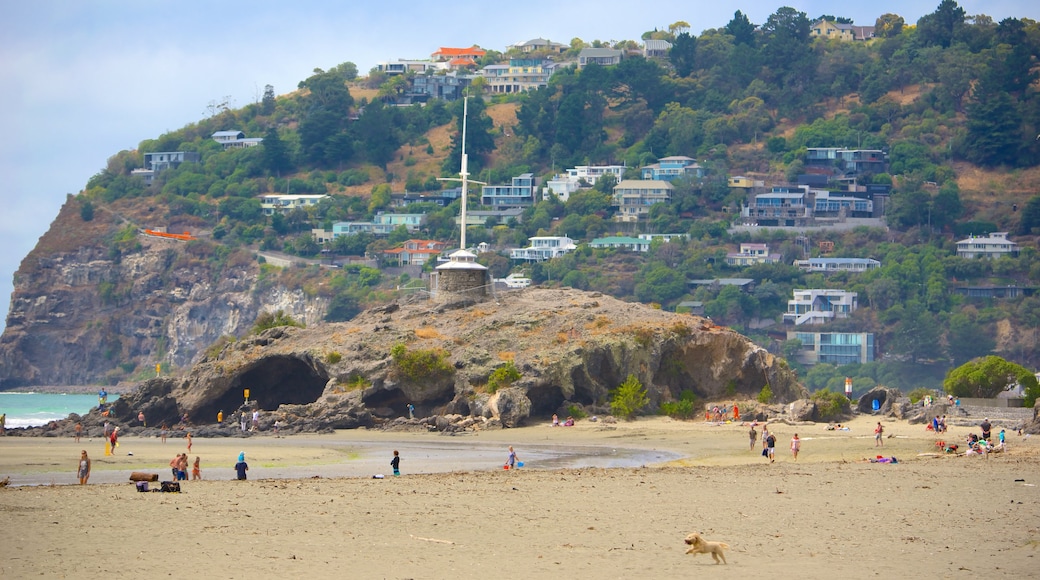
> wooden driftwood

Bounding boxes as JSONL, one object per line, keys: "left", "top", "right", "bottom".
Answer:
{"left": 129, "top": 472, "right": 159, "bottom": 482}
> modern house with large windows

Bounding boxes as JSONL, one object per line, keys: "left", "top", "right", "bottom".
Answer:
{"left": 482, "top": 173, "right": 536, "bottom": 208}
{"left": 788, "top": 331, "right": 875, "bottom": 366}
{"left": 783, "top": 289, "right": 858, "bottom": 325}
{"left": 259, "top": 194, "right": 330, "bottom": 216}
{"left": 640, "top": 156, "right": 704, "bottom": 181}
{"left": 794, "top": 257, "right": 881, "bottom": 273}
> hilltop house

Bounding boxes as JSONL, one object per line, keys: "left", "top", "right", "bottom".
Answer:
{"left": 810, "top": 20, "right": 875, "bottom": 41}
{"left": 507, "top": 38, "right": 567, "bottom": 54}
{"left": 212, "top": 130, "right": 263, "bottom": 150}
{"left": 643, "top": 39, "right": 672, "bottom": 58}
{"left": 132, "top": 151, "right": 202, "bottom": 185}
{"left": 431, "top": 46, "right": 487, "bottom": 70}
{"left": 640, "top": 156, "right": 704, "bottom": 181}
{"left": 578, "top": 48, "right": 622, "bottom": 68}
{"left": 510, "top": 236, "right": 577, "bottom": 261}
{"left": 588, "top": 236, "right": 652, "bottom": 252}
{"left": 956, "top": 232, "right": 1019, "bottom": 259}
{"left": 783, "top": 289, "right": 858, "bottom": 325}
{"left": 376, "top": 59, "right": 445, "bottom": 76}
{"left": 481, "top": 59, "right": 567, "bottom": 94}
{"left": 612, "top": 179, "right": 674, "bottom": 222}
{"left": 545, "top": 164, "right": 628, "bottom": 201}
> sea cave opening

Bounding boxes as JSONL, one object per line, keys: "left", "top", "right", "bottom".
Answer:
{"left": 200, "top": 355, "right": 328, "bottom": 420}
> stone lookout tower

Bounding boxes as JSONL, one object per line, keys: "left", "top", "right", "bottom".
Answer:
{"left": 429, "top": 249, "right": 489, "bottom": 302}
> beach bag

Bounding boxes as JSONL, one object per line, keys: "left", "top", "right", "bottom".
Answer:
{"left": 160, "top": 481, "right": 180, "bottom": 493}
{"left": 135, "top": 481, "right": 149, "bottom": 492}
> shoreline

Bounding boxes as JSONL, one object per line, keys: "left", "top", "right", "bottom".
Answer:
{"left": 2, "top": 414, "right": 1038, "bottom": 578}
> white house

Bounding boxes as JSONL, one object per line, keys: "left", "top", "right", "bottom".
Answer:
{"left": 259, "top": 194, "right": 330, "bottom": 216}
{"left": 726, "top": 243, "right": 782, "bottom": 266}
{"left": 587, "top": 236, "right": 651, "bottom": 252}
{"left": 510, "top": 236, "right": 577, "bottom": 261}
{"left": 794, "top": 257, "right": 881, "bottom": 273}
{"left": 783, "top": 289, "right": 858, "bottom": 326}
{"left": 956, "top": 232, "right": 1019, "bottom": 259}
{"left": 212, "top": 130, "right": 263, "bottom": 149}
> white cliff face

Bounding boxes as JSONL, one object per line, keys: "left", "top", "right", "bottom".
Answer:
{"left": 0, "top": 238, "right": 329, "bottom": 387}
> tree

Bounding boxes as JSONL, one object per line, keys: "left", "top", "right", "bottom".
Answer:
{"left": 890, "top": 301, "right": 943, "bottom": 362}
{"left": 668, "top": 21, "right": 690, "bottom": 36}
{"left": 261, "top": 84, "right": 276, "bottom": 116}
{"left": 946, "top": 311, "right": 995, "bottom": 365}
{"left": 875, "top": 14, "right": 905, "bottom": 38}
{"left": 669, "top": 31, "right": 697, "bottom": 77}
{"left": 1018, "top": 195, "right": 1040, "bottom": 235}
{"left": 943, "top": 355, "right": 1033, "bottom": 398}
{"left": 261, "top": 127, "right": 292, "bottom": 175}
{"left": 611, "top": 374, "right": 649, "bottom": 420}
{"left": 726, "top": 10, "right": 756, "bottom": 46}
{"left": 916, "top": 0, "right": 966, "bottom": 49}
{"left": 963, "top": 74, "right": 1022, "bottom": 167}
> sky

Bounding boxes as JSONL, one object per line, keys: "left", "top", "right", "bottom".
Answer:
{"left": 1, "top": 0, "right": 1037, "bottom": 333}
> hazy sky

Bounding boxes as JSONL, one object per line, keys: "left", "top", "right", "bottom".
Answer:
{"left": 1, "top": 1, "right": 1036, "bottom": 332}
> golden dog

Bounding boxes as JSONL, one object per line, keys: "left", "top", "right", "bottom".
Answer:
{"left": 684, "top": 532, "right": 729, "bottom": 564}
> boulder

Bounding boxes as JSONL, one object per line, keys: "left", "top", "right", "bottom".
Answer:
{"left": 787, "top": 399, "right": 817, "bottom": 422}
{"left": 858, "top": 386, "right": 903, "bottom": 415}
{"left": 489, "top": 387, "right": 531, "bottom": 428}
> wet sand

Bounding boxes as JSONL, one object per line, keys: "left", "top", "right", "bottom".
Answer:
{"left": 1, "top": 415, "right": 1038, "bottom": 578}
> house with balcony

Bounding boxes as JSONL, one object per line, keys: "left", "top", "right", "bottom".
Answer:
{"left": 138, "top": 151, "right": 201, "bottom": 185}
{"left": 376, "top": 59, "right": 445, "bottom": 75}
{"left": 742, "top": 188, "right": 810, "bottom": 226}
{"left": 510, "top": 236, "right": 577, "bottom": 261}
{"left": 783, "top": 289, "right": 858, "bottom": 325}
{"left": 391, "top": 188, "right": 463, "bottom": 208}
{"left": 456, "top": 207, "right": 524, "bottom": 227}
{"left": 643, "top": 39, "right": 672, "bottom": 58}
{"left": 805, "top": 148, "right": 886, "bottom": 175}
{"left": 788, "top": 331, "right": 875, "bottom": 366}
{"left": 578, "top": 48, "right": 622, "bottom": 68}
{"left": 725, "top": 243, "right": 782, "bottom": 266}
{"left": 259, "top": 194, "right": 330, "bottom": 216}
{"left": 638, "top": 233, "right": 688, "bottom": 243}
{"left": 588, "top": 236, "right": 652, "bottom": 252}
{"left": 410, "top": 71, "right": 473, "bottom": 101}
{"left": 482, "top": 173, "right": 536, "bottom": 208}
{"left": 812, "top": 191, "right": 873, "bottom": 217}
{"left": 507, "top": 38, "right": 567, "bottom": 54}
{"left": 384, "top": 239, "right": 447, "bottom": 266}
{"left": 546, "top": 164, "right": 628, "bottom": 202}
{"left": 640, "top": 156, "right": 704, "bottom": 181}
{"left": 956, "top": 232, "right": 1019, "bottom": 259}
{"left": 612, "top": 179, "right": 674, "bottom": 222}
{"left": 431, "top": 46, "right": 487, "bottom": 70}
{"left": 212, "top": 130, "right": 263, "bottom": 150}
{"left": 481, "top": 59, "right": 563, "bottom": 94}
{"left": 794, "top": 257, "right": 881, "bottom": 273}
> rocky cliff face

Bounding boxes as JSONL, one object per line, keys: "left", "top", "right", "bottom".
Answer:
{"left": 0, "top": 198, "right": 327, "bottom": 388}
{"left": 98, "top": 288, "right": 805, "bottom": 431}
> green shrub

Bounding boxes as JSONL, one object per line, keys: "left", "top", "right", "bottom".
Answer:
{"left": 907, "top": 387, "right": 934, "bottom": 405}
{"left": 487, "top": 361, "right": 521, "bottom": 394}
{"left": 390, "top": 342, "right": 453, "bottom": 383}
{"left": 757, "top": 384, "right": 773, "bottom": 404}
{"left": 251, "top": 309, "right": 305, "bottom": 334}
{"left": 611, "top": 374, "right": 649, "bottom": 420}
{"left": 325, "top": 351, "right": 342, "bottom": 364}
{"left": 566, "top": 404, "right": 587, "bottom": 419}
{"left": 343, "top": 375, "right": 370, "bottom": 391}
{"left": 660, "top": 399, "right": 695, "bottom": 420}
{"left": 811, "top": 389, "right": 851, "bottom": 422}
{"left": 204, "top": 335, "right": 236, "bottom": 360}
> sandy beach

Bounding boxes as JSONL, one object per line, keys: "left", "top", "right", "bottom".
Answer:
{"left": 1, "top": 414, "right": 1037, "bottom": 578}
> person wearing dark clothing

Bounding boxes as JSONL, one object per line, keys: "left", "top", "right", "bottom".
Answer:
{"left": 391, "top": 450, "right": 401, "bottom": 476}
{"left": 235, "top": 452, "right": 249, "bottom": 480}
{"left": 980, "top": 418, "right": 992, "bottom": 441}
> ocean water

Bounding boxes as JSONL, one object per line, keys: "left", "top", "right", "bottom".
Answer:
{"left": 0, "top": 392, "right": 119, "bottom": 428}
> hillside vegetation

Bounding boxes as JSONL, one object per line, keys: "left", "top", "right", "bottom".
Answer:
{"left": 23, "top": 1, "right": 1040, "bottom": 391}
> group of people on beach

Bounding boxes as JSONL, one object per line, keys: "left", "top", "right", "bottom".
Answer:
{"left": 747, "top": 423, "right": 799, "bottom": 463}
{"left": 169, "top": 453, "right": 200, "bottom": 481}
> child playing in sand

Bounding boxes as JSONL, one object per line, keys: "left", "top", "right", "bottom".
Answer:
{"left": 235, "top": 452, "right": 248, "bottom": 480}
{"left": 391, "top": 450, "right": 400, "bottom": 476}
{"left": 192, "top": 456, "right": 201, "bottom": 480}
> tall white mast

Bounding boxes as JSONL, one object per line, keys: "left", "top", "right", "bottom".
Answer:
{"left": 438, "top": 94, "right": 485, "bottom": 252}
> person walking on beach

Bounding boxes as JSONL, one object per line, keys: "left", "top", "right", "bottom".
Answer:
{"left": 235, "top": 452, "right": 249, "bottom": 480}
{"left": 251, "top": 410, "right": 259, "bottom": 431}
{"left": 186, "top": 431, "right": 192, "bottom": 453}
{"left": 791, "top": 433, "right": 801, "bottom": 461}
{"left": 749, "top": 425, "right": 758, "bottom": 451}
{"left": 391, "top": 450, "right": 401, "bottom": 476}
{"left": 160, "top": 424, "right": 168, "bottom": 444}
{"left": 78, "top": 450, "right": 91, "bottom": 484}
{"left": 192, "top": 456, "right": 201, "bottom": 480}
{"left": 761, "top": 426, "right": 770, "bottom": 450}
{"left": 506, "top": 446, "right": 519, "bottom": 469}
{"left": 109, "top": 426, "right": 119, "bottom": 451}
{"left": 74, "top": 422, "right": 82, "bottom": 443}
{"left": 874, "top": 422, "right": 884, "bottom": 447}
{"left": 765, "top": 432, "right": 776, "bottom": 463}
{"left": 170, "top": 454, "right": 180, "bottom": 480}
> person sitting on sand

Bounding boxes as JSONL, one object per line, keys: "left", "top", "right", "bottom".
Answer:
{"left": 551, "top": 414, "right": 559, "bottom": 427}
{"left": 563, "top": 416, "right": 575, "bottom": 427}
